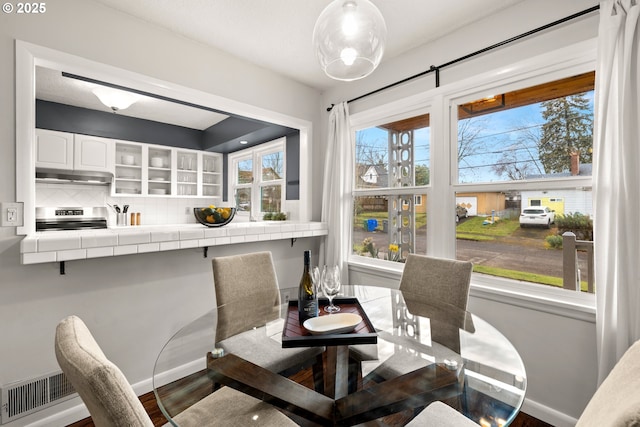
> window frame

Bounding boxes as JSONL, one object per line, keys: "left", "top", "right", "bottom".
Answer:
{"left": 347, "top": 38, "right": 597, "bottom": 314}
{"left": 228, "top": 138, "right": 286, "bottom": 219}
{"left": 352, "top": 107, "right": 434, "bottom": 264}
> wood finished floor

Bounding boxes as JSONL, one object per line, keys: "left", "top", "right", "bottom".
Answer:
{"left": 67, "top": 364, "right": 554, "bottom": 427}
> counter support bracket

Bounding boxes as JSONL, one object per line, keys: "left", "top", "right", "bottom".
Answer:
{"left": 60, "top": 261, "right": 65, "bottom": 275}
{"left": 291, "top": 238, "right": 297, "bottom": 247}
{"left": 203, "top": 247, "right": 208, "bottom": 258}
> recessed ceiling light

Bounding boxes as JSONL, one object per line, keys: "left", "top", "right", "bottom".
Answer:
{"left": 240, "top": 140, "right": 248, "bottom": 145}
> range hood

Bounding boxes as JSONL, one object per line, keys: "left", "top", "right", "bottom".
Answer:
{"left": 36, "top": 168, "right": 113, "bottom": 185}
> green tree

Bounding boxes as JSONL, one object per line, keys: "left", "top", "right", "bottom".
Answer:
{"left": 415, "top": 164, "right": 430, "bottom": 185}
{"left": 539, "top": 94, "right": 593, "bottom": 173}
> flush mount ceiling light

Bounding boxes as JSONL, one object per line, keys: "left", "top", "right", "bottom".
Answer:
{"left": 92, "top": 87, "right": 141, "bottom": 112}
{"left": 312, "top": 0, "right": 387, "bottom": 81}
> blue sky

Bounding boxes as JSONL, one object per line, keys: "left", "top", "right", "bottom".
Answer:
{"left": 356, "top": 90, "right": 594, "bottom": 185}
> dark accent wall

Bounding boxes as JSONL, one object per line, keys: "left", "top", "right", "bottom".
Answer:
{"left": 222, "top": 153, "right": 228, "bottom": 202}
{"left": 36, "top": 100, "right": 202, "bottom": 149}
{"left": 286, "top": 131, "right": 300, "bottom": 200}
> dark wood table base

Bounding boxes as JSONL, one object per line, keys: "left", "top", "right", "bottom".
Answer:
{"left": 207, "top": 352, "right": 462, "bottom": 426}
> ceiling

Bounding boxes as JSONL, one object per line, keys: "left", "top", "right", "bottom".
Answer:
{"left": 36, "top": 0, "right": 526, "bottom": 150}
{"left": 93, "top": 0, "right": 526, "bottom": 91}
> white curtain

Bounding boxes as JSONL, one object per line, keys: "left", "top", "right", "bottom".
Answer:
{"left": 320, "top": 102, "right": 354, "bottom": 279}
{"left": 594, "top": 0, "right": 640, "bottom": 384}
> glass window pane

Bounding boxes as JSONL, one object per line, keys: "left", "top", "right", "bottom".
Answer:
{"left": 262, "top": 152, "right": 283, "bottom": 181}
{"left": 457, "top": 72, "right": 594, "bottom": 184}
{"left": 237, "top": 159, "right": 253, "bottom": 184}
{"left": 355, "top": 114, "right": 430, "bottom": 189}
{"left": 455, "top": 188, "right": 593, "bottom": 292}
{"left": 352, "top": 194, "right": 428, "bottom": 261}
{"left": 234, "top": 188, "right": 251, "bottom": 211}
{"left": 261, "top": 185, "right": 281, "bottom": 213}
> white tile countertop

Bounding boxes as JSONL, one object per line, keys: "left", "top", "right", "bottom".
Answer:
{"left": 20, "top": 221, "right": 328, "bottom": 265}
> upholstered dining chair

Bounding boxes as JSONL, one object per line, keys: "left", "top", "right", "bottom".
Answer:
{"left": 574, "top": 338, "right": 640, "bottom": 427}
{"left": 55, "top": 315, "right": 296, "bottom": 427}
{"left": 212, "top": 251, "right": 324, "bottom": 382}
{"left": 407, "top": 401, "right": 479, "bottom": 426}
{"left": 352, "top": 254, "right": 474, "bottom": 386}
{"left": 399, "top": 254, "right": 473, "bottom": 310}
{"left": 409, "top": 339, "right": 640, "bottom": 427}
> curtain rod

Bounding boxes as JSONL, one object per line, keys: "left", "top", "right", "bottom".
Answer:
{"left": 327, "top": 4, "right": 600, "bottom": 112}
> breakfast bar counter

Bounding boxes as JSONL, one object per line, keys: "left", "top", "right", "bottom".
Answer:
{"left": 20, "top": 221, "right": 328, "bottom": 265}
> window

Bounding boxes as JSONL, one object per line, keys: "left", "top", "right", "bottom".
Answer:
{"left": 454, "top": 72, "right": 594, "bottom": 292}
{"left": 228, "top": 139, "right": 285, "bottom": 219}
{"left": 349, "top": 51, "right": 595, "bottom": 296}
{"left": 353, "top": 113, "right": 430, "bottom": 263}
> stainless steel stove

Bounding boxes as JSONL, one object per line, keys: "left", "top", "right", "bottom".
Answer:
{"left": 35, "top": 207, "right": 108, "bottom": 231}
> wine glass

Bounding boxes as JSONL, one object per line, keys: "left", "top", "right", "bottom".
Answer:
{"left": 311, "top": 266, "right": 322, "bottom": 295}
{"left": 322, "top": 265, "right": 341, "bottom": 313}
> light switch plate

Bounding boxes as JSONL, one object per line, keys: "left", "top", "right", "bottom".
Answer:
{"left": 1, "top": 202, "right": 24, "bottom": 227}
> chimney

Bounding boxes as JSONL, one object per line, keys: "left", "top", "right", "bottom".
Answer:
{"left": 570, "top": 151, "right": 580, "bottom": 176}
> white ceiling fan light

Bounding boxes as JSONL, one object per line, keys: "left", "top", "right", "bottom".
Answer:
{"left": 312, "top": 0, "right": 387, "bottom": 81}
{"left": 92, "top": 86, "right": 141, "bottom": 112}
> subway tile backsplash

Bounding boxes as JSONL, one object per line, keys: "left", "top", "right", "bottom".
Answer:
{"left": 36, "top": 183, "right": 222, "bottom": 226}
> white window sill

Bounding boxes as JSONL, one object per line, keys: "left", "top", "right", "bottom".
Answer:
{"left": 348, "top": 257, "right": 596, "bottom": 323}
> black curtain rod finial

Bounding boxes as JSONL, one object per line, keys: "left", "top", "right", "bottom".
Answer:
{"left": 326, "top": 103, "right": 335, "bottom": 112}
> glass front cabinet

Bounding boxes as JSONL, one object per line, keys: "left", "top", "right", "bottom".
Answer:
{"left": 112, "top": 140, "right": 222, "bottom": 198}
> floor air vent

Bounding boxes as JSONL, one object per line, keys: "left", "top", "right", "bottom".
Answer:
{"left": 1, "top": 371, "right": 77, "bottom": 424}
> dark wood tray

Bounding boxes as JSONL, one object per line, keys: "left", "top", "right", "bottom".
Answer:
{"left": 282, "top": 297, "right": 377, "bottom": 348}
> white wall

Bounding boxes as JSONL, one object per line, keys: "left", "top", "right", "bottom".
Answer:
{"left": 337, "top": 1, "right": 600, "bottom": 425}
{"left": 0, "top": 1, "right": 323, "bottom": 425}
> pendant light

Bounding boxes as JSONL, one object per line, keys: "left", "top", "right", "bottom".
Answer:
{"left": 312, "top": 0, "right": 387, "bottom": 81}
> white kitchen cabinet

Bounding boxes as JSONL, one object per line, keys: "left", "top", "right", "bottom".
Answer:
{"left": 111, "top": 140, "right": 222, "bottom": 199}
{"left": 148, "top": 146, "right": 172, "bottom": 196}
{"left": 202, "top": 152, "right": 222, "bottom": 197}
{"left": 31, "top": 130, "right": 224, "bottom": 198}
{"left": 74, "top": 134, "right": 115, "bottom": 172}
{"left": 35, "top": 129, "right": 114, "bottom": 173}
{"left": 176, "top": 149, "right": 197, "bottom": 196}
{"left": 114, "top": 142, "right": 143, "bottom": 195}
{"left": 35, "top": 129, "right": 73, "bottom": 169}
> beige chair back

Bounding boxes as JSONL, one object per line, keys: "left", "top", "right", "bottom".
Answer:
{"left": 576, "top": 339, "right": 640, "bottom": 427}
{"left": 212, "top": 251, "right": 281, "bottom": 342}
{"left": 55, "top": 315, "right": 153, "bottom": 427}
{"left": 400, "top": 254, "right": 473, "bottom": 310}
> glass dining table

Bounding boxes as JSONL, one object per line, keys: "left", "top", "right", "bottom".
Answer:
{"left": 153, "top": 285, "right": 526, "bottom": 426}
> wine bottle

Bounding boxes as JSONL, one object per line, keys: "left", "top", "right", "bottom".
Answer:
{"left": 298, "top": 250, "right": 318, "bottom": 323}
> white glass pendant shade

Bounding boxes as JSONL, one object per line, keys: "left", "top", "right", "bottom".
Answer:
{"left": 92, "top": 87, "right": 140, "bottom": 112}
{"left": 312, "top": 0, "right": 387, "bottom": 81}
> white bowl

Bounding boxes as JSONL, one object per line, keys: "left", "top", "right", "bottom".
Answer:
{"left": 150, "top": 157, "right": 164, "bottom": 168}
{"left": 303, "top": 313, "right": 362, "bottom": 335}
{"left": 149, "top": 188, "right": 167, "bottom": 195}
{"left": 122, "top": 154, "right": 135, "bottom": 165}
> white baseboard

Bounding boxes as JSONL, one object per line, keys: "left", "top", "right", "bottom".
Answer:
{"left": 522, "top": 397, "right": 579, "bottom": 427}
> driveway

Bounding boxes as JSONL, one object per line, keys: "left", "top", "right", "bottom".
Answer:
{"left": 353, "top": 220, "right": 590, "bottom": 281}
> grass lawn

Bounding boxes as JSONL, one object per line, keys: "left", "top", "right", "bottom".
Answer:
{"left": 456, "top": 216, "right": 521, "bottom": 240}
{"left": 474, "top": 264, "right": 589, "bottom": 291}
